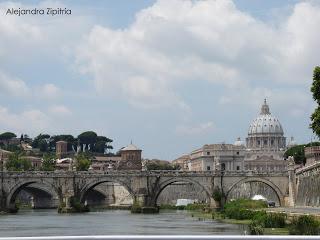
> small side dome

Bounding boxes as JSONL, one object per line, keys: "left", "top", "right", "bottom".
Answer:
{"left": 234, "top": 137, "right": 244, "bottom": 146}
{"left": 287, "top": 136, "right": 297, "bottom": 148}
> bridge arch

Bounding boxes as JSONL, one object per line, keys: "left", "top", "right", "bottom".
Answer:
{"left": 225, "top": 177, "right": 285, "bottom": 206}
{"left": 79, "top": 178, "right": 134, "bottom": 204}
{"left": 6, "top": 180, "right": 60, "bottom": 210}
{"left": 154, "top": 177, "right": 212, "bottom": 206}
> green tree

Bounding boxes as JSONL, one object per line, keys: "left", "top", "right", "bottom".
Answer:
{"left": 285, "top": 142, "right": 320, "bottom": 165}
{"left": 75, "top": 153, "right": 91, "bottom": 171}
{"left": 5, "top": 152, "right": 32, "bottom": 171}
{"left": 32, "top": 134, "right": 50, "bottom": 150}
{"left": 22, "top": 134, "right": 32, "bottom": 144}
{"left": 146, "top": 161, "right": 180, "bottom": 170}
{"left": 310, "top": 66, "right": 320, "bottom": 138}
{"left": 93, "top": 136, "right": 113, "bottom": 153}
{"left": 49, "top": 135, "right": 76, "bottom": 152}
{"left": 0, "top": 132, "right": 17, "bottom": 145}
{"left": 78, "top": 131, "right": 98, "bottom": 151}
{"left": 41, "top": 153, "right": 56, "bottom": 171}
{"left": 284, "top": 145, "right": 306, "bottom": 165}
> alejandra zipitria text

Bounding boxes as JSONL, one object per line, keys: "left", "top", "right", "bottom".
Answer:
{"left": 6, "top": 7, "right": 72, "bottom": 16}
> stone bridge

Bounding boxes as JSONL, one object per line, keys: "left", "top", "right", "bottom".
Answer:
{"left": 0, "top": 169, "right": 294, "bottom": 212}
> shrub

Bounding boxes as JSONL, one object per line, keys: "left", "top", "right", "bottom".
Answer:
{"left": 70, "top": 197, "right": 89, "bottom": 212}
{"left": 264, "top": 213, "right": 286, "bottom": 228}
{"left": 185, "top": 203, "right": 207, "bottom": 211}
{"left": 224, "top": 199, "right": 267, "bottom": 210}
{"left": 212, "top": 188, "right": 223, "bottom": 202}
{"left": 249, "top": 220, "right": 264, "bottom": 235}
{"left": 289, "top": 215, "right": 320, "bottom": 235}
{"left": 223, "top": 199, "right": 267, "bottom": 220}
{"left": 224, "top": 208, "right": 264, "bottom": 220}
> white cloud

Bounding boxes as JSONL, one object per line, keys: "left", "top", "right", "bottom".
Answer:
{"left": 176, "top": 121, "right": 215, "bottom": 136}
{"left": 49, "top": 105, "right": 72, "bottom": 116}
{"left": 0, "top": 106, "right": 50, "bottom": 134}
{"left": 0, "top": 71, "right": 30, "bottom": 97}
{"left": 38, "top": 83, "right": 60, "bottom": 99}
{"left": 218, "top": 86, "right": 312, "bottom": 118}
{"left": 75, "top": 0, "right": 320, "bottom": 111}
{"left": 0, "top": 71, "right": 62, "bottom": 101}
{"left": 0, "top": 1, "right": 93, "bottom": 61}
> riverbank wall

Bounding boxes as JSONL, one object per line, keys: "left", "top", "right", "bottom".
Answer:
{"left": 295, "top": 162, "right": 320, "bottom": 207}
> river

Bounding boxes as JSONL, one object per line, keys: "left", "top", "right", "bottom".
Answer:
{"left": 0, "top": 209, "right": 246, "bottom": 237}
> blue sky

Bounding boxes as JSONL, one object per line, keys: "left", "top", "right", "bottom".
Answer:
{"left": 0, "top": 0, "right": 319, "bottom": 160}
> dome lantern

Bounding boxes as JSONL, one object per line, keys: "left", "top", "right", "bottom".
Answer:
{"left": 260, "top": 98, "right": 270, "bottom": 115}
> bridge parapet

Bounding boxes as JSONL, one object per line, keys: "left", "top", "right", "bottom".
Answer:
{"left": 295, "top": 162, "right": 320, "bottom": 177}
{"left": 0, "top": 170, "right": 289, "bottom": 178}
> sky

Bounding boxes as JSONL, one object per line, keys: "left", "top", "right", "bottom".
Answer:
{"left": 0, "top": 0, "right": 319, "bottom": 160}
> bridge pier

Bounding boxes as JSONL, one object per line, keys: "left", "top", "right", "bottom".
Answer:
{"left": 131, "top": 194, "right": 159, "bottom": 214}
{"left": 287, "top": 157, "right": 296, "bottom": 207}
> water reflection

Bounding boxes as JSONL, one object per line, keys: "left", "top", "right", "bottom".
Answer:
{"left": 0, "top": 209, "right": 245, "bottom": 237}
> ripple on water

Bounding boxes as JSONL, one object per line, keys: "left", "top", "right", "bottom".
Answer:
{"left": 0, "top": 209, "right": 245, "bottom": 236}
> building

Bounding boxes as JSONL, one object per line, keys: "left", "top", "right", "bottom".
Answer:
{"left": 172, "top": 154, "right": 190, "bottom": 170}
{"left": 189, "top": 143, "right": 245, "bottom": 171}
{"left": 23, "top": 156, "right": 42, "bottom": 170}
{"left": 55, "top": 158, "right": 73, "bottom": 171}
{"left": 91, "top": 155, "right": 122, "bottom": 171}
{"left": 0, "top": 149, "right": 12, "bottom": 170}
{"left": 181, "top": 99, "right": 290, "bottom": 172}
{"left": 0, "top": 137, "right": 20, "bottom": 146}
{"left": 117, "top": 143, "right": 142, "bottom": 170}
{"left": 305, "top": 146, "right": 320, "bottom": 166}
{"left": 56, "top": 141, "right": 68, "bottom": 159}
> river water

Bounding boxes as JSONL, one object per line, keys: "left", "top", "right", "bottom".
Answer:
{"left": 0, "top": 209, "right": 246, "bottom": 237}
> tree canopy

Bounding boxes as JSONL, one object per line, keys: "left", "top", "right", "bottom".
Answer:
{"left": 0, "top": 132, "right": 17, "bottom": 141}
{"left": 75, "top": 153, "right": 91, "bottom": 171}
{"left": 310, "top": 66, "right": 320, "bottom": 138}
{"left": 32, "top": 134, "right": 51, "bottom": 151}
{"left": 41, "top": 153, "right": 56, "bottom": 171}
{"left": 284, "top": 142, "right": 320, "bottom": 165}
{"left": 145, "top": 161, "right": 180, "bottom": 170}
{"left": 5, "top": 152, "right": 32, "bottom": 171}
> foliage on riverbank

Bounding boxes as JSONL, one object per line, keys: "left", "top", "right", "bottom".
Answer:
{"left": 288, "top": 215, "right": 320, "bottom": 235}
{"left": 222, "top": 199, "right": 320, "bottom": 235}
{"left": 159, "top": 203, "right": 208, "bottom": 211}
{"left": 223, "top": 199, "right": 267, "bottom": 220}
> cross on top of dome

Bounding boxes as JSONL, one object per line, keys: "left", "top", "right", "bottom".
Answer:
{"left": 260, "top": 98, "right": 271, "bottom": 115}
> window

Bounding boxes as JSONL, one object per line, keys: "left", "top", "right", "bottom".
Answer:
{"left": 264, "top": 140, "right": 267, "bottom": 145}
{"left": 236, "top": 151, "right": 239, "bottom": 155}
{"left": 221, "top": 163, "right": 226, "bottom": 171}
{"left": 257, "top": 140, "right": 260, "bottom": 145}
{"left": 271, "top": 140, "right": 274, "bottom": 145}
{"left": 207, "top": 166, "right": 210, "bottom": 171}
{"left": 236, "top": 166, "right": 240, "bottom": 170}
{"left": 207, "top": 152, "right": 210, "bottom": 156}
